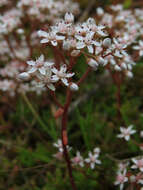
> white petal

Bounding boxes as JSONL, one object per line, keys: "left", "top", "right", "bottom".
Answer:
{"left": 87, "top": 45, "right": 94, "bottom": 54}
{"left": 66, "top": 73, "right": 74, "bottom": 78}
{"left": 85, "top": 158, "right": 90, "bottom": 163}
{"left": 61, "top": 78, "right": 69, "bottom": 86}
{"left": 91, "top": 163, "right": 95, "bottom": 169}
{"left": 28, "top": 67, "right": 37, "bottom": 73}
{"left": 139, "top": 40, "right": 143, "bottom": 46}
{"left": 51, "top": 40, "right": 57, "bottom": 46}
{"left": 37, "top": 30, "right": 48, "bottom": 37}
{"left": 120, "top": 183, "right": 124, "bottom": 190}
{"left": 76, "top": 42, "right": 85, "bottom": 49}
{"left": 27, "top": 60, "right": 35, "bottom": 66}
{"left": 47, "top": 84, "right": 55, "bottom": 91}
{"left": 132, "top": 158, "right": 137, "bottom": 164}
{"left": 44, "top": 61, "right": 54, "bottom": 67}
{"left": 133, "top": 46, "right": 140, "bottom": 50}
{"left": 110, "top": 58, "right": 116, "bottom": 65}
{"left": 19, "top": 72, "right": 30, "bottom": 80}
{"left": 97, "top": 30, "right": 107, "bottom": 36}
{"left": 130, "top": 130, "right": 136, "bottom": 134}
{"left": 125, "top": 135, "right": 130, "bottom": 141}
{"left": 117, "top": 134, "right": 124, "bottom": 138}
{"left": 51, "top": 75, "right": 59, "bottom": 82}
{"left": 39, "top": 67, "right": 46, "bottom": 75}
{"left": 38, "top": 54, "right": 44, "bottom": 62}
{"left": 60, "top": 64, "right": 67, "bottom": 73}
{"left": 95, "top": 159, "right": 101, "bottom": 164}
{"left": 139, "top": 51, "right": 143, "bottom": 56}
{"left": 75, "top": 35, "right": 83, "bottom": 41}
{"left": 51, "top": 67, "right": 58, "bottom": 74}
{"left": 40, "top": 39, "right": 49, "bottom": 43}
{"left": 93, "top": 41, "right": 101, "bottom": 46}
{"left": 56, "top": 35, "right": 65, "bottom": 40}
{"left": 79, "top": 162, "right": 84, "bottom": 167}
{"left": 131, "top": 165, "right": 137, "bottom": 169}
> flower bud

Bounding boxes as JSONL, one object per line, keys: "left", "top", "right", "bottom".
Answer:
{"left": 17, "top": 28, "right": 24, "bottom": 34}
{"left": 121, "top": 63, "right": 127, "bottom": 69}
{"left": 96, "top": 7, "right": 104, "bottom": 16}
{"left": 65, "top": 12, "right": 74, "bottom": 23}
{"left": 126, "top": 71, "right": 133, "bottom": 78}
{"left": 103, "top": 38, "right": 111, "bottom": 47}
{"left": 71, "top": 50, "right": 80, "bottom": 57}
{"left": 87, "top": 58, "right": 98, "bottom": 70}
{"left": 114, "top": 65, "right": 121, "bottom": 71}
{"left": 70, "top": 83, "right": 79, "bottom": 91}
{"left": 19, "top": 72, "right": 30, "bottom": 80}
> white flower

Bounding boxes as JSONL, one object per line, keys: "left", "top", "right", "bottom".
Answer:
{"left": 133, "top": 40, "right": 143, "bottom": 57}
{"left": 51, "top": 64, "right": 74, "bottom": 86}
{"left": 131, "top": 158, "right": 143, "bottom": 172}
{"left": 53, "top": 139, "right": 71, "bottom": 153}
{"left": 114, "top": 169, "right": 128, "bottom": 190}
{"left": 85, "top": 151, "right": 101, "bottom": 169}
{"left": 117, "top": 125, "right": 136, "bottom": 141}
{"left": 37, "top": 67, "right": 58, "bottom": 91}
{"left": 53, "top": 139, "right": 63, "bottom": 152}
{"left": 38, "top": 30, "right": 65, "bottom": 46}
{"left": 75, "top": 31, "right": 100, "bottom": 54}
{"left": 27, "top": 54, "right": 54, "bottom": 75}
{"left": 71, "top": 151, "right": 84, "bottom": 167}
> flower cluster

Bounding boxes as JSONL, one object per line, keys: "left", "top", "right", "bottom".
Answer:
{"left": 53, "top": 139, "right": 101, "bottom": 169}
{"left": 0, "top": 0, "right": 79, "bottom": 96}
{"left": 115, "top": 159, "right": 143, "bottom": 190}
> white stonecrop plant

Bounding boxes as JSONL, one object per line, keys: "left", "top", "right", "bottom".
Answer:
{"left": 1, "top": 1, "right": 143, "bottom": 189}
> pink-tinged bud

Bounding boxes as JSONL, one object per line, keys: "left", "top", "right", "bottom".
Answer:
{"left": 126, "top": 71, "right": 133, "bottom": 78}
{"left": 19, "top": 72, "right": 30, "bottom": 80}
{"left": 87, "top": 58, "right": 98, "bottom": 70}
{"left": 96, "top": 7, "right": 104, "bottom": 16}
{"left": 103, "top": 38, "right": 111, "bottom": 47}
{"left": 65, "top": 12, "right": 74, "bottom": 23}
{"left": 17, "top": 28, "right": 24, "bottom": 34}
{"left": 71, "top": 50, "right": 80, "bottom": 57}
{"left": 70, "top": 83, "right": 79, "bottom": 91}
{"left": 114, "top": 65, "right": 121, "bottom": 71}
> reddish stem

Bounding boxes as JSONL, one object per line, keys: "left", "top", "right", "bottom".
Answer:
{"left": 61, "top": 89, "right": 77, "bottom": 190}
{"left": 50, "top": 91, "right": 64, "bottom": 108}
{"left": 77, "top": 67, "right": 92, "bottom": 86}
